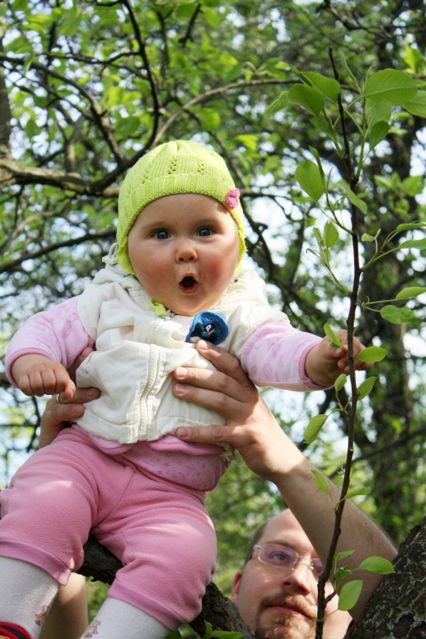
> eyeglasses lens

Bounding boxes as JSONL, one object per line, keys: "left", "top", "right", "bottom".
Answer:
{"left": 257, "top": 544, "right": 324, "bottom": 579}
{"left": 261, "top": 544, "right": 296, "bottom": 567}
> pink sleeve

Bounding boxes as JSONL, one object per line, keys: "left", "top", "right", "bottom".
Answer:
{"left": 5, "top": 297, "right": 93, "bottom": 385}
{"left": 240, "top": 322, "right": 324, "bottom": 390}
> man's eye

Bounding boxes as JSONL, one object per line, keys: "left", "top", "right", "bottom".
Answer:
{"left": 197, "top": 227, "right": 214, "bottom": 237}
{"left": 312, "top": 559, "right": 324, "bottom": 578}
{"left": 153, "top": 229, "right": 169, "bottom": 240}
{"left": 266, "top": 547, "right": 294, "bottom": 563}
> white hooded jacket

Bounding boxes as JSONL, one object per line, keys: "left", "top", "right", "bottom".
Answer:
{"left": 76, "top": 262, "right": 285, "bottom": 443}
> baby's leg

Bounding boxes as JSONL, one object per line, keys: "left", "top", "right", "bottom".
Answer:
{"left": 94, "top": 471, "right": 217, "bottom": 631}
{"left": 80, "top": 599, "right": 168, "bottom": 639}
{"left": 0, "top": 558, "right": 58, "bottom": 639}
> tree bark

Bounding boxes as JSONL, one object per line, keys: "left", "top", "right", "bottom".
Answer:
{"left": 345, "top": 517, "right": 426, "bottom": 639}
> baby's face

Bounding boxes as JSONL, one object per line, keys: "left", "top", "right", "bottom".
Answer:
{"left": 127, "top": 193, "right": 240, "bottom": 316}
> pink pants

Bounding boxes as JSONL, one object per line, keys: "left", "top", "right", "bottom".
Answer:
{"left": 0, "top": 429, "right": 216, "bottom": 628}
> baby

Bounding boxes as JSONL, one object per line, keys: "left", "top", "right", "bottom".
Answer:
{"left": 1, "top": 140, "right": 367, "bottom": 639}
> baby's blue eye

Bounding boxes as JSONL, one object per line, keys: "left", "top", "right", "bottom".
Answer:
{"left": 198, "top": 227, "right": 214, "bottom": 237}
{"left": 153, "top": 229, "right": 169, "bottom": 240}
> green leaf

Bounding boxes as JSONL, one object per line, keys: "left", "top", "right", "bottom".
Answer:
{"left": 295, "top": 160, "right": 324, "bottom": 200}
{"left": 364, "top": 70, "right": 417, "bottom": 105}
{"left": 304, "top": 414, "right": 328, "bottom": 443}
{"left": 265, "top": 91, "right": 289, "bottom": 117}
{"left": 366, "top": 102, "right": 391, "bottom": 127}
{"left": 338, "top": 579, "right": 363, "bottom": 611}
{"left": 357, "top": 376, "right": 377, "bottom": 400}
{"left": 334, "top": 549, "right": 355, "bottom": 564}
{"left": 401, "top": 175, "right": 424, "bottom": 197}
{"left": 368, "top": 121, "right": 389, "bottom": 149}
{"left": 235, "top": 134, "right": 258, "bottom": 151}
{"left": 362, "top": 233, "right": 375, "bottom": 242}
{"left": 334, "top": 374, "right": 347, "bottom": 392}
{"left": 357, "top": 556, "right": 395, "bottom": 575}
{"left": 60, "top": 8, "right": 82, "bottom": 36}
{"left": 347, "top": 189, "right": 367, "bottom": 214}
{"left": 380, "top": 305, "right": 417, "bottom": 324}
{"left": 311, "top": 469, "right": 330, "bottom": 494}
{"left": 395, "top": 222, "right": 426, "bottom": 232}
{"left": 289, "top": 85, "right": 325, "bottom": 115}
{"left": 313, "top": 227, "right": 325, "bottom": 248}
{"left": 334, "top": 566, "right": 353, "bottom": 582}
{"left": 401, "top": 91, "right": 426, "bottom": 118}
{"left": 357, "top": 346, "right": 387, "bottom": 363}
{"left": 303, "top": 71, "right": 340, "bottom": 100}
{"left": 346, "top": 487, "right": 369, "bottom": 499}
{"left": 202, "top": 7, "right": 222, "bottom": 28}
{"left": 323, "top": 221, "right": 339, "bottom": 247}
{"left": 324, "top": 324, "right": 342, "bottom": 348}
{"left": 199, "top": 108, "right": 221, "bottom": 131}
{"left": 403, "top": 46, "right": 424, "bottom": 74}
{"left": 395, "top": 286, "right": 426, "bottom": 300}
{"left": 399, "top": 238, "right": 426, "bottom": 250}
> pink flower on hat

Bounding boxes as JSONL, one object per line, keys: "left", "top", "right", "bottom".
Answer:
{"left": 225, "top": 188, "right": 240, "bottom": 211}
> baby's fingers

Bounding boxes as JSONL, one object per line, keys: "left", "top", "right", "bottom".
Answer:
{"left": 17, "top": 372, "right": 43, "bottom": 396}
{"left": 354, "top": 359, "right": 374, "bottom": 371}
{"left": 28, "top": 367, "right": 75, "bottom": 397}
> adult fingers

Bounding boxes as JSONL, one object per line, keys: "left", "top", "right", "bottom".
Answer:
{"left": 176, "top": 423, "right": 241, "bottom": 447}
{"left": 173, "top": 381, "right": 251, "bottom": 422}
{"left": 173, "top": 364, "right": 254, "bottom": 404}
{"left": 56, "top": 386, "right": 100, "bottom": 405}
{"left": 195, "top": 341, "right": 254, "bottom": 388}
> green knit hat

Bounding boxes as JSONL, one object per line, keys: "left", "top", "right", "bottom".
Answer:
{"left": 116, "top": 140, "right": 246, "bottom": 274}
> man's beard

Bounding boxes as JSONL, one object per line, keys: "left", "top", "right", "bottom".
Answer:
{"left": 255, "top": 613, "right": 316, "bottom": 639}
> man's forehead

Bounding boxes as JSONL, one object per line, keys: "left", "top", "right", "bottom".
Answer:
{"left": 258, "top": 511, "right": 316, "bottom": 556}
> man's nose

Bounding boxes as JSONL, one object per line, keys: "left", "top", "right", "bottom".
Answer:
{"left": 282, "top": 562, "right": 314, "bottom": 596}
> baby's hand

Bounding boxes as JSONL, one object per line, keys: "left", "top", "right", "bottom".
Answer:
{"left": 306, "top": 330, "right": 372, "bottom": 386}
{"left": 11, "top": 354, "right": 76, "bottom": 398}
{"left": 329, "top": 330, "right": 372, "bottom": 375}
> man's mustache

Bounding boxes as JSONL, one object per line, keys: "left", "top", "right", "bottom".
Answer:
{"left": 262, "top": 594, "right": 317, "bottom": 620}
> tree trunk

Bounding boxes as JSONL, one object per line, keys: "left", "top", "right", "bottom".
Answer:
{"left": 345, "top": 517, "right": 426, "bottom": 639}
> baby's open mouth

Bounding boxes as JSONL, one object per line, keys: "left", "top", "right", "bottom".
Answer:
{"left": 179, "top": 275, "right": 197, "bottom": 289}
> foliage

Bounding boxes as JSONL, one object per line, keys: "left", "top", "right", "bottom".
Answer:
{"left": 0, "top": 0, "right": 425, "bottom": 627}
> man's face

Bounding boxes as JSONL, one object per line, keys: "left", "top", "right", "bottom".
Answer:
{"left": 232, "top": 511, "right": 350, "bottom": 639}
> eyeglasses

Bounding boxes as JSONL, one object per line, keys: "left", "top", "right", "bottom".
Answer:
{"left": 252, "top": 544, "right": 324, "bottom": 580}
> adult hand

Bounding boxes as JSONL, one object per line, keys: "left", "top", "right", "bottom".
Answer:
{"left": 173, "top": 340, "right": 303, "bottom": 482}
{"left": 39, "top": 347, "right": 100, "bottom": 448}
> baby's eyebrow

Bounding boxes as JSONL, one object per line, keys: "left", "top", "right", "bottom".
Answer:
{"left": 139, "top": 221, "right": 169, "bottom": 231}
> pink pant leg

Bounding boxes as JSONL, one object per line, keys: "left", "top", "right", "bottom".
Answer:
{"left": 95, "top": 471, "right": 217, "bottom": 629}
{"left": 0, "top": 428, "right": 133, "bottom": 584}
